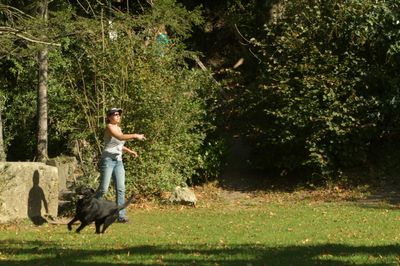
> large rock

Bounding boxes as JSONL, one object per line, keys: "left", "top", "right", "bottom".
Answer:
{"left": 47, "top": 156, "right": 77, "bottom": 192}
{"left": 169, "top": 186, "right": 197, "bottom": 207}
{"left": 0, "top": 162, "right": 59, "bottom": 224}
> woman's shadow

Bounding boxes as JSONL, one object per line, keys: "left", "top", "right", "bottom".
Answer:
{"left": 27, "top": 170, "right": 49, "bottom": 225}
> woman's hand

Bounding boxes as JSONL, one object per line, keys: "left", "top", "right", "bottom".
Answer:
{"left": 134, "top": 134, "right": 146, "bottom": 141}
{"left": 128, "top": 150, "right": 139, "bottom": 158}
{"left": 123, "top": 146, "right": 139, "bottom": 157}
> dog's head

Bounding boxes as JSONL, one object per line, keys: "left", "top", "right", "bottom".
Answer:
{"left": 75, "top": 186, "right": 95, "bottom": 199}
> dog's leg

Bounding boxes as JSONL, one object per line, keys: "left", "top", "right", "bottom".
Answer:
{"left": 95, "top": 219, "right": 103, "bottom": 234}
{"left": 101, "top": 215, "right": 118, "bottom": 233}
{"left": 76, "top": 222, "right": 88, "bottom": 233}
{"left": 67, "top": 217, "right": 78, "bottom": 231}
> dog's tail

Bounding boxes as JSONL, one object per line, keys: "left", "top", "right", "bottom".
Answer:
{"left": 117, "top": 194, "right": 136, "bottom": 211}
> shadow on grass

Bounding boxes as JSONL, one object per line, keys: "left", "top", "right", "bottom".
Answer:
{"left": 0, "top": 239, "right": 398, "bottom": 265}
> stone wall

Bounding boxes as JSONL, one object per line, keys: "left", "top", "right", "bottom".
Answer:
{"left": 0, "top": 162, "right": 59, "bottom": 224}
{"left": 47, "top": 156, "right": 77, "bottom": 192}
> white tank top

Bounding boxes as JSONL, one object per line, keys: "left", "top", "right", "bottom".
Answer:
{"left": 102, "top": 133, "right": 125, "bottom": 161}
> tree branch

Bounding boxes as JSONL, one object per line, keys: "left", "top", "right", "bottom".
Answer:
{"left": 0, "top": 26, "right": 61, "bottom": 47}
{"left": 0, "top": 4, "right": 34, "bottom": 20}
{"left": 234, "top": 23, "right": 261, "bottom": 63}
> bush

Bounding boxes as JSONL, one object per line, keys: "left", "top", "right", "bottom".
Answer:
{"left": 58, "top": 3, "right": 221, "bottom": 195}
{"left": 244, "top": 0, "right": 400, "bottom": 182}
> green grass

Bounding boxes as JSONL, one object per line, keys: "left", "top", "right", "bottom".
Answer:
{"left": 0, "top": 198, "right": 399, "bottom": 265}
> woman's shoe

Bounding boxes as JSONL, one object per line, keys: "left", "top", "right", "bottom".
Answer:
{"left": 117, "top": 217, "right": 129, "bottom": 223}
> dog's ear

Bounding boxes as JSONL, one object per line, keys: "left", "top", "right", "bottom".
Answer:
{"left": 75, "top": 186, "right": 87, "bottom": 194}
{"left": 75, "top": 186, "right": 95, "bottom": 197}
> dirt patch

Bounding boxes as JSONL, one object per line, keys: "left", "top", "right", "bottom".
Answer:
{"left": 191, "top": 181, "right": 372, "bottom": 207}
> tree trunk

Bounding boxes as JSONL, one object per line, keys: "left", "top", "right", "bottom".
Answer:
{"left": 0, "top": 110, "right": 6, "bottom": 161}
{"left": 37, "top": 48, "right": 48, "bottom": 162}
{"left": 36, "top": 0, "right": 48, "bottom": 162}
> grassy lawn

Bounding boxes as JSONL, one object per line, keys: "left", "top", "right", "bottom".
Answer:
{"left": 0, "top": 190, "right": 399, "bottom": 265}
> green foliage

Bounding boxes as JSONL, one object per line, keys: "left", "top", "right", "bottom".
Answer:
{"left": 0, "top": 2, "right": 80, "bottom": 160}
{"left": 138, "top": 0, "right": 204, "bottom": 39}
{"left": 0, "top": 1, "right": 223, "bottom": 194}
{"left": 243, "top": 0, "right": 400, "bottom": 182}
{"left": 1, "top": 56, "right": 37, "bottom": 160}
{"left": 54, "top": 2, "right": 219, "bottom": 195}
{"left": 5, "top": 0, "right": 400, "bottom": 189}
{"left": 191, "top": 136, "right": 228, "bottom": 184}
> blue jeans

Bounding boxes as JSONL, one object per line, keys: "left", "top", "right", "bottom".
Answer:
{"left": 95, "top": 157, "right": 126, "bottom": 218}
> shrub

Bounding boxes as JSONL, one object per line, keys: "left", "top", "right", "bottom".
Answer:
{"left": 246, "top": 0, "right": 400, "bottom": 182}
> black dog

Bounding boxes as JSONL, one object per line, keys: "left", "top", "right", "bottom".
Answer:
{"left": 67, "top": 188, "right": 135, "bottom": 234}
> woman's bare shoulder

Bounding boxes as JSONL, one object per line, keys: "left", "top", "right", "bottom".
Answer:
{"left": 106, "top": 123, "right": 122, "bottom": 136}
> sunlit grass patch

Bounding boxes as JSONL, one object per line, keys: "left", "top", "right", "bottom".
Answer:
{"left": 0, "top": 196, "right": 399, "bottom": 265}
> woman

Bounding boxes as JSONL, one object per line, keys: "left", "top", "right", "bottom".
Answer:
{"left": 95, "top": 108, "right": 146, "bottom": 223}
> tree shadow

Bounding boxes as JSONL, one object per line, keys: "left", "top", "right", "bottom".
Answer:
{"left": 357, "top": 192, "right": 400, "bottom": 210}
{"left": 27, "top": 170, "right": 49, "bottom": 225}
{"left": 0, "top": 239, "right": 398, "bottom": 265}
{"left": 219, "top": 137, "right": 400, "bottom": 210}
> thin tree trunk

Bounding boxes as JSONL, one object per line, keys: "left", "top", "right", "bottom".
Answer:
{"left": 0, "top": 110, "right": 6, "bottom": 161}
{"left": 36, "top": 0, "right": 48, "bottom": 162}
{"left": 37, "top": 48, "right": 48, "bottom": 162}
